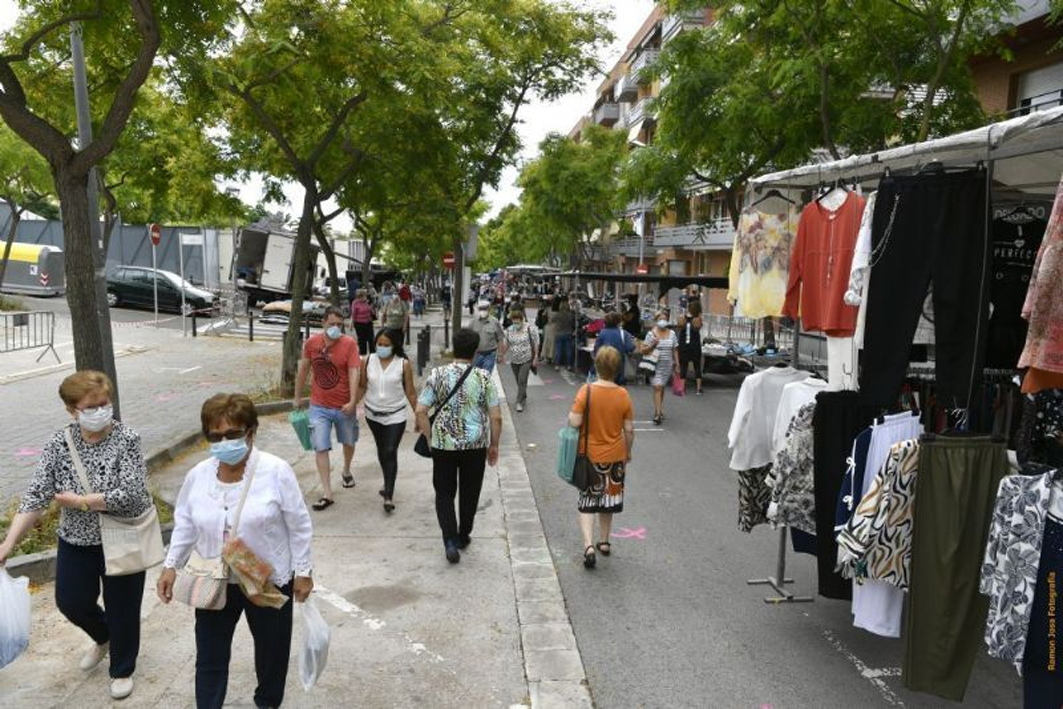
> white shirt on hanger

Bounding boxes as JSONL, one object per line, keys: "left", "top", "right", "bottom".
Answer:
{"left": 728, "top": 366, "right": 811, "bottom": 470}
{"left": 772, "top": 377, "right": 830, "bottom": 455}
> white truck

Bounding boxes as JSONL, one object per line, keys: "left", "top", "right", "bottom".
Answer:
{"left": 233, "top": 225, "right": 319, "bottom": 305}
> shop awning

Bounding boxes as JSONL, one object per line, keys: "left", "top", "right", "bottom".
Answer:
{"left": 558, "top": 270, "right": 728, "bottom": 292}
{"left": 627, "top": 120, "right": 646, "bottom": 144}
{"left": 749, "top": 106, "right": 1063, "bottom": 196}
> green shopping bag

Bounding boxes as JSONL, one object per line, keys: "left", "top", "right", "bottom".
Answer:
{"left": 289, "top": 409, "right": 313, "bottom": 451}
{"left": 556, "top": 425, "right": 578, "bottom": 484}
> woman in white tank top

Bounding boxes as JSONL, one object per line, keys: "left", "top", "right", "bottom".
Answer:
{"left": 356, "top": 329, "right": 417, "bottom": 512}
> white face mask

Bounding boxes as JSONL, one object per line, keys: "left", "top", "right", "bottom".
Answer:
{"left": 78, "top": 405, "right": 113, "bottom": 432}
{"left": 656, "top": 320, "right": 668, "bottom": 329}
{"left": 478, "top": 309, "right": 489, "bottom": 319}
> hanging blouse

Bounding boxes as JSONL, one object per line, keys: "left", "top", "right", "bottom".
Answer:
{"left": 727, "top": 208, "right": 799, "bottom": 319}
{"left": 980, "top": 466, "right": 1057, "bottom": 674}
{"left": 782, "top": 192, "right": 866, "bottom": 337}
{"left": 1018, "top": 176, "right": 1063, "bottom": 380}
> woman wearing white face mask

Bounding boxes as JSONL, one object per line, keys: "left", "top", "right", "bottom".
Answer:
{"left": 156, "top": 393, "right": 313, "bottom": 709}
{"left": 0, "top": 370, "right": 152, "bottom": 700}
{"left": 639, "top": 311, "right": 679, "bottom": 425}
{"left": 356, "top": 328, "right": 417, "bottom": 513}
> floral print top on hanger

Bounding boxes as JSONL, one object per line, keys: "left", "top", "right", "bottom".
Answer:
{"left": 728, "top": 208, "right": 799, "bottom": 319}
{"left": 1019, "top": 176, "right": 1063, "bottom": 375}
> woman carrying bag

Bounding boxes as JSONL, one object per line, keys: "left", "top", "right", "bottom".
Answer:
{"left": 0, "top": 370, "right": 157, "bottom": 701}
{"left": 567, "top": 347, "right": 635, "bottom": 569}
{"left": 156, "top": 393, "right": 313, "bottom": 709}
{"left": 640, "top": 311, "right": 679, "bottom": 425}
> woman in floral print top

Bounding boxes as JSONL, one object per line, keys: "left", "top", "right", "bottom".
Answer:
{"left": 0, "top": 370, "right": 151, "bottom": 701}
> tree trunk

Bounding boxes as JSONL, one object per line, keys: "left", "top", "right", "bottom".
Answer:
{"left": 312, "top": 221, "right": 340, "bottom": 306}
{"left": 0, "top": 201, "right": 21, "bottom": 289}
{"left": 56, "top": 171, "right": 120, "bottom": 413}
{"left": 450, "top": 234, "right": 464, "bottom": 335}
{"left": 281, "top": 188, "right": 318, "bottom": 393}
{"left": 360, "top": 231, "right": 378, "bottom": 290}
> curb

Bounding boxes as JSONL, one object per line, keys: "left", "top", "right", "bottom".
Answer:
{"left": 5, "top": 401, "right": 294, "bottom": 585}
{"left": 491, "top": 369, "right": 594, "bottom": 708}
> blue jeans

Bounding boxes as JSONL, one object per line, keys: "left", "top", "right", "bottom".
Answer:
{"left": 308, "top": 404, "right": 359, "bottom": 452}
{"left": 554, "top": 334, "right": 574, "bottom": 368}
{"left": 473, "top": 350, "right": 496, "bottom": 372}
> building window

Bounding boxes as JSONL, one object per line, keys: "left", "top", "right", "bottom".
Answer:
{"left": 1015, "top": 61, "right": 1063, "bottom": 115}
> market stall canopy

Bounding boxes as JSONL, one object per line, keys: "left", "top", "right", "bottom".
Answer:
{"left": 749, "top": 106, "right": 1063, "bottom": 196}
{"left": 558, "top": 270, "right": 728, "bottom": 291}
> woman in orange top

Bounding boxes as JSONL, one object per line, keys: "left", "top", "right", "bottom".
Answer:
{"left": 568, "top": 346, "right": 636, "bottom": 569}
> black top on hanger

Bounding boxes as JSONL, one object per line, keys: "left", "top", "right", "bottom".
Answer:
{"left": 751, "top": 189, "right": 796, "bottom": 208}
{"left": 815, "top": 178, "right": 851, "bottom": 204}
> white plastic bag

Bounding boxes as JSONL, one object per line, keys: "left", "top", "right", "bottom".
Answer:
{"left": 0, "top": 569, "right": 31, "bottom": 669}
{"left": 298, "top": 596, "right": 330, "bottom": 691}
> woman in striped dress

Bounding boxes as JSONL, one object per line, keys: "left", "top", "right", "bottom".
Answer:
{"left": 640, "top": 311, "right": 678, "bottom": 425}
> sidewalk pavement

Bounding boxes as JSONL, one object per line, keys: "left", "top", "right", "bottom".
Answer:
{"left": 0, "top": 366, "right": 592, "bottom": 708}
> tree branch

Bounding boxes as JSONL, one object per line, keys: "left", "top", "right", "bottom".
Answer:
{"left": 244, "top": 56, "right": 302, "bottom": 92}
{"left": 0, "top": 1, "right": 103, "bottom": 63}
{"left": 462, "top": 73, "right": 534, "bottom": 214}
{"left": 307, "top": 92, "right": 368, "bottom": 170}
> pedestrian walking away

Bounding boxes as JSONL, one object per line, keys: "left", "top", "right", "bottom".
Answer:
{"left": 415, "top": 328, "right": 503, "bottom": 564}
{"left": 553, "top": 299, "right": 576, "bottom": 370}
{"left": 350, "top": 288, "right": 377, "bottom": 356}
{"left": 381, "top": 286, "right": 411, "bottom": 340}
{"left": 676, "top": 311, "right": 704, "bottom": 395}
{"left": 156, "top": 394, "right": 313, "bottom": 709}
{"left": 356, "top": 328, "right": 418, "bottom": 513}
{"left": 500, "top": 308, "right": 539, "bottom": 413}
{"left": 0, "top": 370, "right": 153, "bottom": 701}
{"left": 593, "top": 311, "right": 636, "bottom": 386}
{"left": 471, "top": 300, "right": 504, "bottom": 372}
{"left": 568, "top": 347, "right": 635, "bottom": 569}
{"left": 293, "top": 306, "right": 361, "bottom": 510}
{"left": 542, "top": 295, "right": 558, "bottom": 364}
{"left": 641, "top": 311, "right": 679, "bottom": 425}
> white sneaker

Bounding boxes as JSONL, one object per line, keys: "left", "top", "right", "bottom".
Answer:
{"left": 109, "top": 676, "right": 134, "bottom": 700}
{"left": 79, "top": 641, "right": 108, "bottom": 671}
{"left": 516, "top": 402, "right": 524, "bottom": 412}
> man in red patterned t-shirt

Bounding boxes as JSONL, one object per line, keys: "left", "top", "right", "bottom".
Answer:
{"left": 294, "top": 306, "right": 361, "bottom": 510}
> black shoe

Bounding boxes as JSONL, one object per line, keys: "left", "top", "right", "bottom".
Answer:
{"left": 457, "top": 534, "right": 471, "bottom": 549}
{"left": 445, "top": 541, "right": 461, "bottom": 563}
{"left": 583, "top": 545, "right": 596, "bottom": 569}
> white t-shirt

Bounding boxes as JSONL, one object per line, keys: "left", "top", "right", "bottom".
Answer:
{"left": 728, "top": 366, "right": 811, "bottom": 470}
{"left": 363, "top": 354, "right": 409, "bottom": 425}
{"left": 771, "top": 377, "right": 830, "bottom": 455}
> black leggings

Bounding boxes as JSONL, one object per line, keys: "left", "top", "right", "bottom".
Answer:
{"left": 861, "top": 169, "right": 989, "bottom": 408}
{"left": 678, "top": 349, "right": 702, "bottom": 385}
{"left": 367, "top": 418, "right": 405, "bottom": 498}
{"left": 354, "top": 322, "right": 375, "bottom": 356}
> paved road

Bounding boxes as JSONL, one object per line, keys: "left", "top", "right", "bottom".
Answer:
{"left": 497, "top": 360, "right": 1022, "bottom": 708}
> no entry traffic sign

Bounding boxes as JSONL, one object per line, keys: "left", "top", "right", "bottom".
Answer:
{"left": 150, "top": 223, "right": 162, "bottom": 246}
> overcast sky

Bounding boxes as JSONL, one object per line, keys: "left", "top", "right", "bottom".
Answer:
{"left": 0, "top": 0, "right": 655, "bottom": 229}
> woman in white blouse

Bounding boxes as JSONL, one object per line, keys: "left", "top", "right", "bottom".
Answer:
{"left": 357, "top": 328, "right": 417, "bottom": 513}
{"left": 156, "top": 393, "right": 313, "bottom": 709}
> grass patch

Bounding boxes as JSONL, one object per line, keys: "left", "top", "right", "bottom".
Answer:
{"left": 0, "top": 295, "right": 25, "bottom": 312}
{"left": 1, "top": 493, "right": 173, "bottom": 558}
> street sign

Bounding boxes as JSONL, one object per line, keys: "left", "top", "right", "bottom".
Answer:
{"left": 636, "top": 264, "right": 649, "bottom": 274}
{"left": 181, "top": 232, "right": 204, "bottom": 246}
{"left": 442, "top": 251, "right": 455, "bottom": 269}
{"left": 150, "top": 223, "right": 161, "bottom": 246}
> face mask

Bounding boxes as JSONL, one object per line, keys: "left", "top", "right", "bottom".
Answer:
{"left": 326, "top": 325, "right": 342, "bottom": 340}
{"left": 478, "top": 310, "right": 489, "bottom": 319}
{"left": 376, "top": 345, "right": 393, "bottom": 358}
{"left": 657, "top": 320, "right": 668, "bottom": 329}
{"left": 211, "top": 437, "right": 249, "bottom": 465}
{"left": 512, "top": 320, "right": 523, "bottom": 328}
{"left": 78, "top": 405, "right": 113, "bottom": 433}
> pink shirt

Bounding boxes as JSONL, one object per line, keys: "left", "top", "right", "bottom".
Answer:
{"left": 1019, "top": 177, "right": 1063, "bottom": 374}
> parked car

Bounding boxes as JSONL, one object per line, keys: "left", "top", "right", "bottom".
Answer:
{"left": 106, "top": 266, "right": 217, "bottom": 315}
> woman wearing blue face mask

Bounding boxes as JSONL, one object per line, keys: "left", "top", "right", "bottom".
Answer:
{"left": 156, "top": 394, "right": 313, "bottom": 709}
{"left": 356, "top": 329, "right": 417, "bottom": 513}
{"left": 0, "top": 370, "right": 152, "bottom": 701}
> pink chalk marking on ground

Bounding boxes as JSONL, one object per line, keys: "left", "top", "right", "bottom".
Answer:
{"left": 15, "top": 447, "right": 41, "bottom": 457}
{"left": 611, "top": 526, "right": 647, "bottom": 540}
{"left": 542, "top": 379, "right": 555, "bottom": 384}
{"left": 549, "top": 394, "right": 565, "bottom": 401}
{"left": 154, "top": 392, "right": 178, "bottom": 402}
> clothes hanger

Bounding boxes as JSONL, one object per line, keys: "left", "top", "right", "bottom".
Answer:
{"left": 750, "top": 188, "right": 796, "bottom": 208}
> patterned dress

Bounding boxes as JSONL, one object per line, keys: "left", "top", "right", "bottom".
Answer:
{"left": 1019, "top": 176, "right": 1063, "bottom": 376}
{"left": 644, "top": 329, "right": 677, "bottom": 387}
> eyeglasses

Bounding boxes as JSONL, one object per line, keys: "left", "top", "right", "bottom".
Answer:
{"left": 205, "top": 428, "right": 247, "bottom": 443}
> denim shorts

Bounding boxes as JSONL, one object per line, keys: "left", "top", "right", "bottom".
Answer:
{"left": 308, "top": 404, "right": 359, "bottom": 451}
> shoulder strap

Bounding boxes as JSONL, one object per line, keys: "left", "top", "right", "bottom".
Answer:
{"left": 580, "top": 384, "right": 592, "bottom": 455}
{"left": 229, "top": 453, "right": 257, "bottom": 536}
{"left": 64, "top": 425, "right": 95, "bottom": 495}
{"left": 430, "top": 364, "right": 475, "bottom": 424}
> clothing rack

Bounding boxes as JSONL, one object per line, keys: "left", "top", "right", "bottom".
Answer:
{"left": 746, "top": 321, "right": 814, "bottom": 604}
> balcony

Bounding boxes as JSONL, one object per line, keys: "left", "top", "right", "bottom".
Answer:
{"left": 662, "top": 10, "right": 705, "bottom": 44}
{"left": 617, "top": 73, "right": 639, "bottom": 102}
{"left": 593, "top": 101, "right": 620, "bottom": 126}
{"left": 608, "top": 235, "right": 656, "bottom": 257}
{"left": 630, "top": 49, "right": 659, "bottom": 84}
{"left": 626, "top": 97, "right": 656, "bottom": 127}
{"left": 652, "top": 217, "right": 736, "bottom": 250}
{"left": 625, "top": 197, "right": 656, "bottom": 215}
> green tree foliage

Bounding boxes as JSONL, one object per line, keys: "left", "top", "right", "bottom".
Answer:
{"left": 0, "top": 123, "right": 55, "bottom": 287}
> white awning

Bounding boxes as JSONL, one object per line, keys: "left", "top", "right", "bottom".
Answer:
{"left": 627, "top": 120, "right": 646, "bottom": 144}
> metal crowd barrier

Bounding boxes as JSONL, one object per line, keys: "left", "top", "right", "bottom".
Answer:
{"left": 0, "top": 311, "right": 60, "bottom": 363}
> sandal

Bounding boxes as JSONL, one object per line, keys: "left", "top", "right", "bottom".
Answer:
{"left": 583, "top": 545, "right": 596, "bottom": 569}
{"left": 341, "top": 473, "right": 356, "bottom": 489}
{"left": 596, "top": 541, "right": 611, "bottom": 556}
{"left": 311, "top": 498, "right": 334, "bottom": 511}
{"left": 383, "top": 500, "right": 395, "bottom": 513}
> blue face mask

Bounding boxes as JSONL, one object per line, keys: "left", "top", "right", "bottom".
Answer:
{"left": 326, "top": 325, "right": 342, "bottom": 340}
{"left": 376, "top": 345, "right": 393, "bottom": 358}
{"left": 211, "top": 437, "right": 249, "bottom": 465}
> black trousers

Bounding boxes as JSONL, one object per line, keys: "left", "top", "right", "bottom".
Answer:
{"left": 55, "top": 538, "right": 145, "bottom": 679}
{"left": 367, "top": 418, "right": 405, "bottom": 498}
{"left": 194, "top": 582, "right": 294, "bottom": 709}
{"left": 861, "top": 169, "right": 989, "bottom": 408}
{"left": 811, "top": 391, "right": 879, "bottom": 600}
{"left": 678, "top": 349, "right": 702, "bottom": 385}
{"left": 432, "top": 448, "right": 488, "bottom": 542}
{"left": 354, "top": 322, "right": 375, "bottom": 356}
